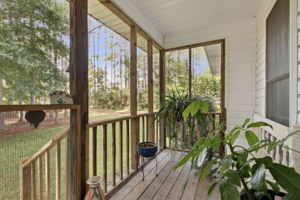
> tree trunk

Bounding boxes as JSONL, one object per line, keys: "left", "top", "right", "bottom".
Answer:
{"left": 0, "top": 79, "right": 4, "bottom": 130}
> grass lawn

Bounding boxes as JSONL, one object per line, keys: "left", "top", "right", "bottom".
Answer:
{"left": 0, "top": 111, "right": 126, "bottom": 200}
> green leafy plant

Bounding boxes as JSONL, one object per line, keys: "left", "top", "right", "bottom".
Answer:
{"left": 156, "top": 90, "right": 215, "bottom": 148}
{"left": 175, "top": 118, "right": 300, "bottom": 200}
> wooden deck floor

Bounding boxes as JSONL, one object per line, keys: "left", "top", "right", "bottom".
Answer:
{"left": 110, "top": 150, "right": 220, "bottom": 200}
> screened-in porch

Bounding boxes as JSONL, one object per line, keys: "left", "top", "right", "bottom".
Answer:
{"left": 1, "top": 0, "right": 300, "bottom": 200}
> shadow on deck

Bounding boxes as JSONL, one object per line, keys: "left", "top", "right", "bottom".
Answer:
{"left": 110, "top": 150, "right": 220, "bottom": 200}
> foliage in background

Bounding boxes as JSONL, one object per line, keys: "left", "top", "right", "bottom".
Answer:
{"left": 175, "top": 118, "right": 300, "bottom": 200}
{"left": 0, "top": 0, "right": 69, "bottom": 104}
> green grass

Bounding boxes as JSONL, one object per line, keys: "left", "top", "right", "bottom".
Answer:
{"left": 0, "top": 111, "right": 126, "bottom": 200}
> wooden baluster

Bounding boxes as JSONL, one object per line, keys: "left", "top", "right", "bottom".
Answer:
{"left": 146, "top": 115, "right": 149, "bottom": 142}
{"left": 156, "top": 117, "right": 159, "bottom": 146}
{"left": 38, "top": 157, "right": 43, "bottom": 200}
{"left": 20, "top": 158, "right": 32, "bottom": 200}
{"left": 45, "top": 151, "right": 50, "bottom": 200}
{"left": 126, "top": 119, "right": 130, "bottom": 175}
{"left": 142, "top": 116, "right": 145, "bottom": 142}
{"left": 92, "top": 127, "right": 97, "bottom": 176}
{"left": 119, "top": 121, "right": 123, "bottom": 180}
{"left": 56, "top": 141, "right": 61, "bottom": 200}
{"left": 31, "top": 162, "right": 36, "bottom": 200}
{"left": 65, "top": 133, "right": 69, "bottom": 200}
{"left": 112, "top": 122, "right": 116, "bottom": 186}
{"left": 103, "top": 124, "right": 108, "bottom": 192}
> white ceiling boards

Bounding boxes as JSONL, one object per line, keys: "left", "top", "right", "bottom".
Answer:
{"left": 89, "top": 0, "right": 261, "bottom": 49}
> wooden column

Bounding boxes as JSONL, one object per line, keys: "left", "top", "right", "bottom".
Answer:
{"left": 130, "top": 25, "right": 139, "bottom": 170}
{"left": 147, "top": 40, "right": 154, "bottom": 142}
{"left": 220, "top": 39, "right": 226, "bottom": 156}
{"left": 70, "top": 0, "right": 88, "bottom": 199}
{"left": 159, "top": 50, "right": 166, "bottom": 148}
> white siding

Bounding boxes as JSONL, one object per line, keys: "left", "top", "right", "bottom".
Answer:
{"left": 165, "top": 18, "right": 256, "bottom": 129}
{"left": 297, "top": 0, "right": 300, "bottom": 124}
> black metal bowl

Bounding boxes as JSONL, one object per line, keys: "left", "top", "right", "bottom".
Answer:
{"left": 137, "top": 142, "right": 158, "bottom": 158}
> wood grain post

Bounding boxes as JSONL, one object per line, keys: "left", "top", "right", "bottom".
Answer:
{"left": 20, "top": 158, "right": 32, "bottom": 200}
{"left": 188, "top": 48, "right": 192, "bottom": 98}
{"left": 130, "top": 25, "right": 139, "bottom": 170}
{"left": 147, "top": 40, "right": 155, "bottom": 142}
{"left": 70, "top": 0, "right": 88, "bottom": 198}
{"left": 159, "top": 50, "right": 166, "bottom": 148}
{"left": 220, "top": 40, "right": 226, "bottom": 156}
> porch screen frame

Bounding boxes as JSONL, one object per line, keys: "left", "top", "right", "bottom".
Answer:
{"left": 165, "top": 39, "right": 226, "bottom": 111}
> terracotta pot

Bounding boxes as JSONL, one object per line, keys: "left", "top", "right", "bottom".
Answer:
{"left": 84, "top": 176, "right": 106, "bottom": 200}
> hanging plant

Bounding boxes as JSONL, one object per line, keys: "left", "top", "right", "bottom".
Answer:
{"left": 25, "top": 110, "right": 46, "bottom": 128}
{"left": 49, "top": 90, "right": 73, "bottom": 104}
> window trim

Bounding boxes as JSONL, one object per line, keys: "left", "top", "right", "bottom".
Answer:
{"left": 265, "top": 0, "right": 298, "bottom": 127}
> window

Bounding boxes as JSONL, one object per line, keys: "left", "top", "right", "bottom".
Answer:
{"left": 266, "top": 0, "right": 290, "bottom": 126}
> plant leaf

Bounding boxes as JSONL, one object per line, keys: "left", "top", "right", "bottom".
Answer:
{"left": 200, "top": 159, "right": 216, "bottom": 181}
{"left": 220, "top": 179, "right": 240, "bottom": 200}
{"left": 242, "top": 118, "right": 250, "bottom": 128}
{"left": 197, "top": 147, "right": 208, "bottom": 167}
{"left": 266, "top": 180, "right": 280, "bottom": 194}
{"left": 247, "top": 121, "right": 272, "bottom": 129}
{"left": 268, "top": 163, "right": 300, "bottom": 198}
{"left": 174, "top": 153, "right": 193, "bottom": 170}
{"left": 230, "top": 130, "right": 241, "bottom": 144}
{"left": 245, "top": 130, "right": 259, "bottom": 150}
{"left": 250, "top": 164, "right": 265, "bottom": 190}
{"left": 208, "top": 182, "right": 218, "bottom": 196}
{"left": 225, "top": 170, "right": 241, "bottom": 187}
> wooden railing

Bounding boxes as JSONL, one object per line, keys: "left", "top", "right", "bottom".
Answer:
{"left": 20, "top": 130, "right": 69, "bottom": 200}
{"left": 87, "top": 112, "right": 160, "bottom": 198}
{"left": 0, "top": 104, "right": 80, "bottom": 200}
{"left": 164, "top": 112, "right": 223, "bottom": 151}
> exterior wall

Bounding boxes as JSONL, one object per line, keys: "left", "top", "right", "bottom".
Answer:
{"left": 254, "top": 0, "right": 300, "bottom": 170}
{"left": 164, "top": 18, "right": 256, "bottom": 130}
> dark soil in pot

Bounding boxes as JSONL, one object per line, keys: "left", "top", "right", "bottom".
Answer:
{"left": 240, "top": 190, "right": 286, "bottom": 200}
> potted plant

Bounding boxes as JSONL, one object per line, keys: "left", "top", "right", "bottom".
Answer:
{"left": 175, "top": 117, "right": 300, "bottom": 200}
{"left": 156, "top": 89, "right": 216, "bottom": 148}
{"left": 177, "top": 100, "right": 300, "bottom": 199}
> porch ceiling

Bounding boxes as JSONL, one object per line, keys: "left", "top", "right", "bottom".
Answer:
{"left": 90, "top": 0, "right": 261, "bottom": 49}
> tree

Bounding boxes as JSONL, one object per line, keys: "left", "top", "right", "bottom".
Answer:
{"left": 0, "top": 0, "right": 69, "bottom": 104}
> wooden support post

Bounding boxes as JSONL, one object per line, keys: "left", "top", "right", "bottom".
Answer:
{"left": 188, "top": 48, "right": 192, "bottom": 98}
{"left": 130, "top": 25, "right": 139, "bottom": 170}
{"left": 20, "top": 158, "right": 32, "bottom": 200}
{"left": 220, "top": 39, "right": 226, "bottom": 156}
{"left": 147, "top": 40, "right": 155, "bottom": 142}
{"left": 70, "top": 0, "right": 88, "bottom": 199}
{"left": 159, "top": 50, "right": 166, "bottom": 148}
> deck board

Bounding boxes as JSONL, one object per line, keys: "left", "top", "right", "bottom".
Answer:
{"left": 109, "top": 150, "right": 220, "bottom": 200}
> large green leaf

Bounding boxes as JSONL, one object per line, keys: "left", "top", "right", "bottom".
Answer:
{"left": 268, "top": 163, "right": 300, "bottom": 197}
{"left": 247, "top": 121, "right": 272, "bottom": 129}
{"left": 220, "top": 179, "right": 240, "bottom": 200}
{"left": 245, "top": 130, "right": 259, "bottom": 150}
{"left": 250, "top": 164, "right": 265, "bottom": 190}
{"left": 230, "top": 130, "right": 241, "bottom": 145}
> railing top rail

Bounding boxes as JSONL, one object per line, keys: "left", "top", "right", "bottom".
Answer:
{"left": 22, "top": 129, "right": 69, "bottom": 167}
{"left": 0, "top": 104, "right": 80, "bottom": 112}
{"left": 88, "top": 112, "right": 157, "bottom": 128}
